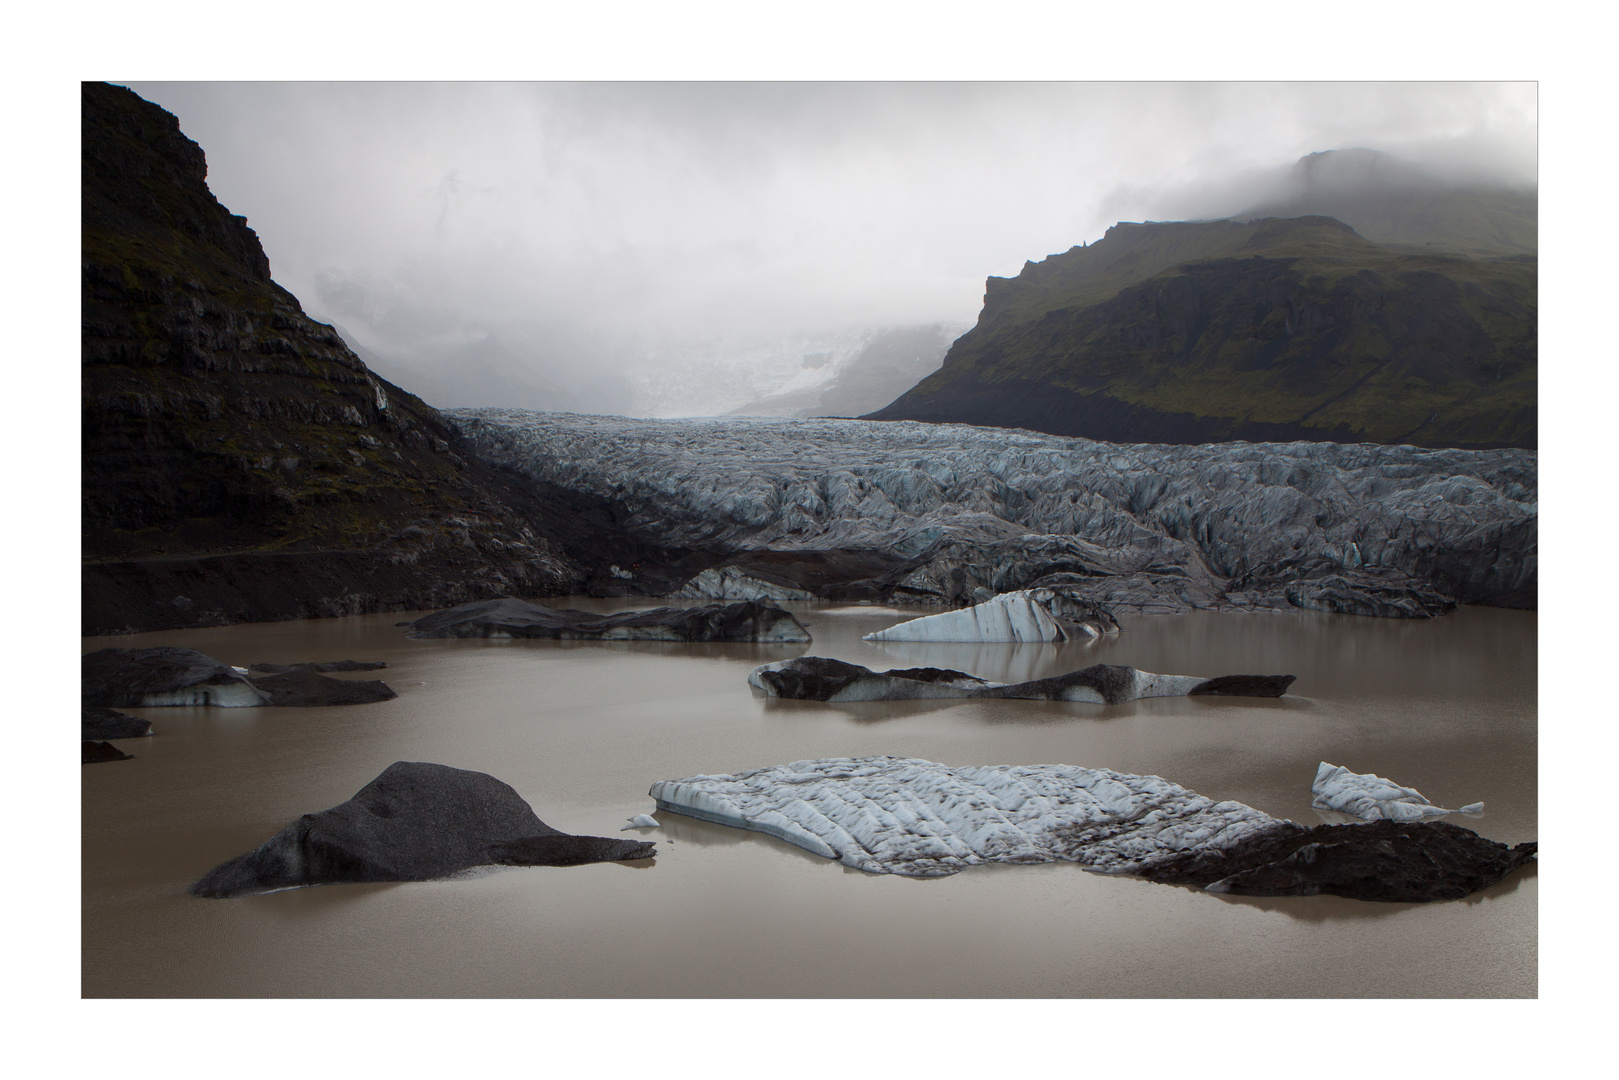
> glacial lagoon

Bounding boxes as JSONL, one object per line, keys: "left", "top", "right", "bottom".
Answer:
{"left": 81, "top": 600, "right": 1536, "bottom": 997}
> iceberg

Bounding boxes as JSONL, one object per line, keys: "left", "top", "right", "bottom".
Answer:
{"left": 1311, "top": 761, "right": 1481, "bottom": 821}
{"left": 864, "top": 588, "right": 1119, "bottom": 643}
{"left": 648, "top": 755, "right": 1537, "bottom": 901}
{"left": 748, "top": 656, "right": 1294, "bottom": 704}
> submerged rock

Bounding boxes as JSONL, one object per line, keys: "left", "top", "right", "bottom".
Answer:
{"left": 403, "top": 596, "right": 811, "bottom": 642}
{"left": 648, "top": 755, "right": 1536, "bottom": 900}
{"left": 1311, "top": 761, "right": 1480, "bottom": 821}
{"left": 865, "top": 588, "right": 1120, "bottom": 643}
{"left": 82, "top": 647, "right": 269, "bottom": 708}
{"left": 82, "top": 706, "right": 152, "bottom": 740}
{"left": 747, "top": 656, "right": 1294, "bottom": 704}
{"left": 244, "top": 670, "right": 398, "bottom": 707}
{"left": 191, "top": 761, "right": 655, "bottom": 898}
{"left": 82, "top": 740, "right": 134, "bottom": 764}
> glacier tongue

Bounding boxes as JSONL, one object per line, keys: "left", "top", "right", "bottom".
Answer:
{"left": 1311, "top": 761, "right": 1479, "bottom": 820}
{"left": 648, "top": 756, "right": 1289, "bottom": 878}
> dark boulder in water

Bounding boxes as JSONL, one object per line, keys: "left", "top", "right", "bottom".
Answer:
{"left": 82, "top": 706, "right": 152, "bottom": 740}
{"left": 191, "top": 761, "right": 655, "bottom": 898}
{"left": 1139, "top": 818, "right": 1538, "bottom": 902}
{"left": 403, "top": 596, "right": 811, "bottom": 642}
{"left": 245, "top": 670, "right": 398, "bottom": 707}
{"left": 83, "top": 741, "right": 134, "bottom": 764}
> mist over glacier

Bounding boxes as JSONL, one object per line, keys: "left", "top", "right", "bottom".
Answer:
{"left": 123, "top": 81, "right": 1537, "bottom": 417}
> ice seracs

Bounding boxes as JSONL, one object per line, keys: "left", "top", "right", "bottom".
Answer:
{"left": 747, "top": 656, "right": 1295, "bottom": 704}
{"left": 864, "top": 588, "right": 1119, "bottom": 643}
{"left": 1312, "top": 761, "right": 1482, "bottom": 821}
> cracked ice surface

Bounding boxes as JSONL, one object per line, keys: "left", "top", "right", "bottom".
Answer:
{"left": 648, "top": 755, "right": 1288, "bottom": 877}
{"left": 1311, "top": 762, "right": 1480, "bottom": 821}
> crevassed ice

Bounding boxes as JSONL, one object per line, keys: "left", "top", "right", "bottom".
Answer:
{"left": 1311, "top": 761, "right": 1479, "bottom": 821}
{"left": 648, "top": 756, "right": 1286, "bottom": 877}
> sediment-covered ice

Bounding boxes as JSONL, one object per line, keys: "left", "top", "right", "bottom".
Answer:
{"left": 1311, "top": 761, "right": 1480, "bottom": 821}
{"left": 864, "top": 589, "right": 1113, "bottom": 642}
{"left": 747, "top": 656, "right": 1294, "bottom": 704}
{"left": 648, "top": 756, "right": 1289, "bottom": 878}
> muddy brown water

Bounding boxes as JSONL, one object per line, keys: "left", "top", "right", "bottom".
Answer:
{"left": 82, "top": 601, "right": 1536, "bottom": 997}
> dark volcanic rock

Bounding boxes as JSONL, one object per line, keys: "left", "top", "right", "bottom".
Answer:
{"left": 248, "top": 660, "right": 386, "bottom": 674}
{"left": 1139, "top": 819, "right": 1537, "bottom": 902}
{"left": 403, "top": 596, "right": 811, "bottom": 642}
{"left": 244, "top": 670, "right": 398, "bottom": 707}
{"left": 82, "top": 647, "right": 267, "bottom": 708}
{"left": 191, "top": 761, "right": 655, "bottom": 897}
{"left": 749, "top": 656, "right": 1293, "bottom": 704}
{"left": 82, "top": 706, "right": 153, "bottom": 739}
{"left": 83, "top": 741, "right": 135, "bottom": 764}
{"left": 81, "top": 82, "right": 591, "bottom": 636}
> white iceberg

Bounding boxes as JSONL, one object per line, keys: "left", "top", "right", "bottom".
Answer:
{"left": 1311, "top": 762, "right": 1481, "bottom": 821}
{"left": 863, "top": 589, "right": 1117, "bottom": 643}
{"left": 622, "top": 814, "right": 660, "bottom": 830}
{"left": 648, "top": 755, "right": 1288, "bottom": 878}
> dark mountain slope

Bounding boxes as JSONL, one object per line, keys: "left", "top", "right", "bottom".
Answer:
{"left": 81, "top": 82, "right": 599, "bottom": 634}
{"left": 867, "top": 216, "right": 1535, "bottom": 449}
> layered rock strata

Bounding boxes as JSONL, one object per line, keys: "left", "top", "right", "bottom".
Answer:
{"left": 447, "top": 410, "right": 1535, "bottom": 616}
{"left": 747, "top": 657, "right": 1294, "bottom": 704}
{"left": 81, "top": 83, "right": 589, "bottom": 635}
{"left": 402, "top": 596, "right": 811, "bottom": 642}
{"left": 191, "top": 761, "right": 655, "bottom": 897}
{"left": 647, "top": 755, "right": 1535, "bottom": 900}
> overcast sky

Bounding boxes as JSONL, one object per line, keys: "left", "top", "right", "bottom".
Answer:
{"left": 124, "top": 81, "right": 1537, "bottom": 394}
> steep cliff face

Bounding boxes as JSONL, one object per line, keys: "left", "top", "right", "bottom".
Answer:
{"left": 81, "top": 83, "right": 589, "bottom": 634}
{"left": 867, "top": 216, "right": 1536, "bottom": 449}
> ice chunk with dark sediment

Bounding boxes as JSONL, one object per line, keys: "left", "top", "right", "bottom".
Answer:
{"left": 648, "top": 755, "right": 1537, "bottom": 900}
{"left": 402, "top": 596, "right": 810, "bottom": 642}
{"left": 81, "top": 647, "right": 270, "bottom": 708}
{"left": 191, "top": 761, "right": 655, "bottom": 898}
{"left": 1311, "top": 761, "right": 1479, "bottom": 820}
{"left": 864, "top": 588, "right": 1120, "bottom": 643}
{"left": 747, "top": 656, "right": 1294, "bottom": 703}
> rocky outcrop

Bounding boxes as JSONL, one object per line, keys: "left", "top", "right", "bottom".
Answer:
{"left": 82, "top": 647, "right": 269, "bottom": 708}
{"left": 402, "top": 596, "right": 811, "bottom": 642}
{"left": 866, "top": 215, "right": 1535, "bottom": 450}
{"left": 82, "top": 706, "right": 153, "bottom": 740}
{"left": 865, "top": 588, "right": 1119, "bottom": 642}
{"left": 647, "top": 755, "right": 1535, "bottom": 901}
{"left": 81, "top": 83, "right": 590, "bottom": 635}
{"left": 747, "top": 657, "right": 1294, "bottom": 704}
{"left": 1311, "top": 762, "right": 1482, "bottom": 821}
{"left": 192, "top": 761, "right": 655, "bottom": 897}
{"left": 448, "top": 410, "right": 1535, "bottom": 615}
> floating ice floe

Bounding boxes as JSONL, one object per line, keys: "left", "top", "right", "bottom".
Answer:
{"left": 648, "top": 756, "right": 1537, "bottom": 901}
{"left": 622, "top": 814, "right": 660, "bottom": 830}
{"left": 864, "top": 588, "right": 1119, "bottom": 643}
{"left": 748, "top": 656, "right": 1294, "bottom": 704}
{"left": 648, "top": 755, "right": 1286, "bottom": 878}
{"left": 1311, "top": 762, "right": 1482, "bottom": 821}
